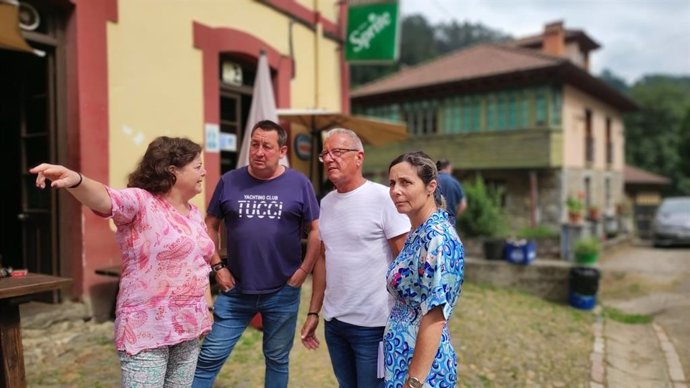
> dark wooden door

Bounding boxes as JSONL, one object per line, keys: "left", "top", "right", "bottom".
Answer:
{"left": 0, "top": 48, "right": 57, "bottom": 302}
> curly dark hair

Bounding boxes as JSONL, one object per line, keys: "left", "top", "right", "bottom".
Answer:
{"left": 127, "top": 136, "right": 202, "bottom": 194}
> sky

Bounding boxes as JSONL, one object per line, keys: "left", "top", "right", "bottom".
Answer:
{"left": 400, "top": 0, "right": 690, "bottom": 85}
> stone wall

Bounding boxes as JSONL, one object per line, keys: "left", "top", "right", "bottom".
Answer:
{"left": 460, "top": 168, "right": 564, "bottom": 231}
{"left": 465, "top": 258, "right": 572, "bottom": 302}
{"left": 462, "top": 237, "right": 561, "bottom": 259}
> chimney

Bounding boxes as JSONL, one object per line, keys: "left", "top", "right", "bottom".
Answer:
{"left": 542, "top": 21, "right": 565, "bottom": 57}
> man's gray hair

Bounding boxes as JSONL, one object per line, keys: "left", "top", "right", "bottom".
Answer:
{"left": 323, "top": 128, "right": 364, "bottom": 151}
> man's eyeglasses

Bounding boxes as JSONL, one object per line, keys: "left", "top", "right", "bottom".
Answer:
{"left": 318, "top": 148, "right": 359, "bottom": 162}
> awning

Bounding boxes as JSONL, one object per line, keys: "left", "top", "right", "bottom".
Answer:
{"left": 276, "top": 108, "right": 407, "bottom": 146}
{"left": 0, "top": 0, "right": 35, "bottom": 54}
{"left": 277, "top": 108, "right": 407, "bottom": 193}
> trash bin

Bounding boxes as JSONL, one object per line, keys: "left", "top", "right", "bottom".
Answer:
{"left": 569, "top": 266, "right": 601, "bottom": 310}
{"left": 504, "top": 239, "right": 536, "bottom": 265}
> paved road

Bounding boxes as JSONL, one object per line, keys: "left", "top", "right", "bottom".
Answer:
{"left": 600, "top": 241, "right": 690, "bottom": 387}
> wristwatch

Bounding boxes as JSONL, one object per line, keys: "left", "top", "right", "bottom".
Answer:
{"left": 211, "top": 262, "right": 226, "bottom": 273}
{"left": 406, "top": 376, "right": 423, "bottom": 388}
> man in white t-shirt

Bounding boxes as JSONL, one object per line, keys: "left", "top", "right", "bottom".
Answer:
{"left": 300, "top": 128, "right": 410, "bottom": 388}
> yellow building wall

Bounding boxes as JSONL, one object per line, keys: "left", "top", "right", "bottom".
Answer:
{"left": 562, "top": 85, "right": 625, "bottom": 171}
{"left": 295, "top": 0, "right": 340, "bottom": 22}
{"left": 107, "top": 0, "right": 343, "bottom": 208}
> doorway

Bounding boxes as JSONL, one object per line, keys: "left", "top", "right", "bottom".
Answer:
{"left": 0, "top": 48, "right": 57, "bottom": 279}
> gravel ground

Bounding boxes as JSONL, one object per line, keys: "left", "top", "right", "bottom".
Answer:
{"left": 24, "top": 280, "right": 593, "bottom": 387}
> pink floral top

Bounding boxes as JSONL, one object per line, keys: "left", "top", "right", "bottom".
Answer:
{"left": 99, "top": 187, "right": 215, "bottom": 355}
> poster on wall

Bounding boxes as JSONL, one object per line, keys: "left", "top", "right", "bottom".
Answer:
{"left": 205, "top": 123, "right": 220, "bottom": 153}
{"left": 219, "top": 133, "right": 237, "bottom": 152}
{"left": 345, "top": 2, "right": 400, "bottom": 63}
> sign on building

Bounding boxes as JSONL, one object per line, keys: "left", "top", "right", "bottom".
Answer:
{"left": 345, "top": 2, "right": 400, "bottom": 63}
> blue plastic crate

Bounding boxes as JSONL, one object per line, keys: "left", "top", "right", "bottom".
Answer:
{"left": 569, "top": 291, "right": 597, "bottom": 310}
{"left": 504, "top": 239, "right": 536, "bottom": 265}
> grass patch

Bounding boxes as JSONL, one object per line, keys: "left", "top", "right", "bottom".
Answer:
{"left": 602, "top": 305, "right": 653, "bottom": 324}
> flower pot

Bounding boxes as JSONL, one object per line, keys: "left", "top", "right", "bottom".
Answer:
{"left": 568, "top": 212, "right": 582, "bottom": 224}
{"left": 575, "top": 252, "right": 599, "bottom": 265}
{"left": 483, "top": 238, "right": 506, "bottom": 260}
{"left": 588, "top": 208, "right": 601, "bottom": 221}
{"left": 569, "top": 292, "right": 597, "bottom": 310}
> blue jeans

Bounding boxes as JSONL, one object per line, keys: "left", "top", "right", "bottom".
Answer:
{"left": 192, "top": 284, "right": 301, "bottom": 388}
{"left": 324, "top": 318, "right": 385, "bottom": 388}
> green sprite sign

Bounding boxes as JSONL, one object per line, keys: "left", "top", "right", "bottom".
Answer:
{"left": 345, "top": 2, "right": 400, "bottom": 63}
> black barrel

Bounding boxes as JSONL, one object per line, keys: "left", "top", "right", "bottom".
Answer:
{"left": 569, "top": 266, "right": 601, "bottom": 295}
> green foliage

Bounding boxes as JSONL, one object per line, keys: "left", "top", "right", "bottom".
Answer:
{"left": 602, "top": 306, "right": 653, "bottom": 324}
{"left": 599, "top": 68, "right": 630, "bottom": 95}
{"left": 625, "top": 75, "right": 690, "bottom": 195}
{"left": 350, "top": 14, "right": 510, "bottom": 87}
{"left": 517, "top": 225, "right": 558, "bottom": 239}
{"left": 457, "top": 177, "right": 507, "bottom": 238}
{"left": 574, "top": 237, "right": 601, "bottom": 256}
{"left": 566, "top": 195, "right": 584, "bottom": 214}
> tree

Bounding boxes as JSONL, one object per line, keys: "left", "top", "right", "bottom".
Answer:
{"left": 599, "top": 69, "right": 629, "bottom": 95}
{"left": 624, "top": 76, "right": 690, "bottom": 195}
{"left": 435, "top": 20, "right": 511, "bottom": 55}
{"left": 349, "top": 14, "right": 510, "bottom": 88}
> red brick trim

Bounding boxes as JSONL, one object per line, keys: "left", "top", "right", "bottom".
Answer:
{"left": 193, "top": 22, "right": 293, "bottom": 199}
{"left": 262, "top": 0, "right": 339, "bottom": 40}
{"left": 338, "top": 1, "right": 349, "bottom": 113}
{"left": 66, "top": 0, "right": 121, "bottom": 299}
{"left": 105, "top": 0, "right": 118, "bottom": 22}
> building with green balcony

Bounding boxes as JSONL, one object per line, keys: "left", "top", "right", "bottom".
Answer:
{"left": 351, "top": 21, "right": 637, "bottom": 230}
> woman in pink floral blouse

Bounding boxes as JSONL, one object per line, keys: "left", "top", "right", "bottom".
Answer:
{"left": 30, "top": 136, "right": 215, "bottom": 387}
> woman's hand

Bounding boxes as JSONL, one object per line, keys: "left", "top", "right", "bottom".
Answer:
{"left": 30, "top": 163, "right": 81, "bottom": 189}
{"left": 29, "top": 163, "right": 112, "bottom": 214}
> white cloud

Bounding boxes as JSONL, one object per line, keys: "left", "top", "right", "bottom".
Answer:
{"left": 401, "top": 0, "right": 690, "bottom": 84}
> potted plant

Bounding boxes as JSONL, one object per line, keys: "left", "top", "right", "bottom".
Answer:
{"left": 588, "top": 205, "right": 601, "bottom": 221}
{"left": 566, "top": 195, "right": 584, "bottom": 224}
{"left": 457, "top": 177, "right": 507, "bottom": 260}
{"left": 574, "top": 237, "right": 601, "bottom": 265}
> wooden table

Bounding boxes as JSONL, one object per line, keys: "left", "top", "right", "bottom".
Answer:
{"left": 95, "top": 265, "right": 121, "bottom": 278}
{"left": 0, "top": 273, "right": 72, "bottom": 388}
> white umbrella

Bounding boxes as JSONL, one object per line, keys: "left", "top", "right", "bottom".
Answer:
{"left": 236, "top": 51, "right": 289, "bottom": 168}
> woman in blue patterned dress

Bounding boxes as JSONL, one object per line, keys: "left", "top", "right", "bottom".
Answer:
{"left": 385, "top": 151, "right": 464, "bottom": 388}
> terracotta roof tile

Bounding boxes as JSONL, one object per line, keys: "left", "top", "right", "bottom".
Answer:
{"left": 351, "top": 43, "right": 565, "bottom": 98}
{"left": 511, "top": 29, "right": 600, "bottom": 51}
{"left": 624, "top": 165, "right": 671, "bottom": 185}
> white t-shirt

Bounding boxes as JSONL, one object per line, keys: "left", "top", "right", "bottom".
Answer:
{"left": 319, "top": 181, "right": 411, "bottom": 327}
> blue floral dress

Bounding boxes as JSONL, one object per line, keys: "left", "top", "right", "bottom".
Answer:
{"left": 384, "top": 210, "right": 464, "bottom": 388}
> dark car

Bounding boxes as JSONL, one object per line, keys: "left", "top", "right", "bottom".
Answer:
{"left": 652, "top": 197, "right": 690, "bottom": 247}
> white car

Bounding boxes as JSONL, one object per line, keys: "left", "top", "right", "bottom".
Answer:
{"left": 652, "top": 197, "right": 690, "bottom": 247}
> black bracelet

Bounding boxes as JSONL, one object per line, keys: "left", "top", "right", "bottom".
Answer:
{"left": 69, "top": 173, "right": 83, "bottom": 189}
{"left": 307, "top": 312, "right": 319, "bottom": 318}
{"left": 208, "top": 306, "right": 214, "bottom": 312}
